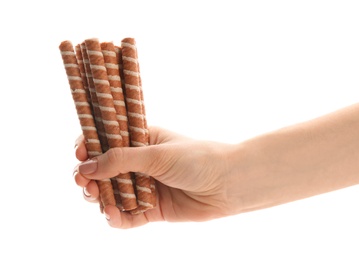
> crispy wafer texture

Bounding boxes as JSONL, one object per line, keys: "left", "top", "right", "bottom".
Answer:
{"left": 80, "top": 42, "right": 109, "bottom": 152}
{"left": 74, "top": 44, "right": 92, "bottom": 106}
{"left": 121, "top": 38, "right": 156, "bottom": 214}
{"left": 59, "top": 37, "right": 156, "bottom": 215}
{"left": 58, "top": 40, "right": 116, "bottom": 211}
{"left": 100, "top": 41, "right": 138, "bottom": 211}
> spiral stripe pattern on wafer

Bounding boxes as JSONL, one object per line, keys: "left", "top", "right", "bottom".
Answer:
{"left": 60, "top": 37, "right": 157, "bottom": 215}
{"left": 121, "top": 38, "right": 156, "bottom": 214}
{"left": 80, "top": 42, "right": 109, "bottom": 152}
{"left": 75, "top": 44, "right": 92, "bottom": 105}
{"left": 84, "top": 38, "right": 125, "bottom": 208}
{"left": 85, "top": 38, "right": 123, "bottom": 149}
{"left": 100, "top": 41, "right": 138, "bottom": 211}
{"left": 59, "top": 40, "right": 116, "bottom": 210}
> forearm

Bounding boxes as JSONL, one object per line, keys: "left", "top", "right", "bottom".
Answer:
{"left": 230, "top": 103, "right": 359, "bottom": 214}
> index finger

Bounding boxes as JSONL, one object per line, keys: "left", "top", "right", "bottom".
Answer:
{"left": 74, "top": 134, "right": 88, "bottom": 161}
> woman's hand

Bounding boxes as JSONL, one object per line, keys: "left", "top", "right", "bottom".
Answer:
{"left": 73, "top": 126, "right": 239, "bottom": 229}
{"left": 73, "top": 103, "right": 359, "bottom": 229}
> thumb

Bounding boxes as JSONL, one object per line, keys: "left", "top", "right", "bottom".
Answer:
{"left": 78, "top": 146, "right": 162, "bottom": 180}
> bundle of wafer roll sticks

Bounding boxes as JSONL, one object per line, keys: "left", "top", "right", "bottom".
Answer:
{"left": 59, "top": 37, "right": 156, "bottom": 215}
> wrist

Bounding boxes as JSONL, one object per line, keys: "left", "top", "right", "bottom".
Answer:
{"left": 224, "top": 133, "right": 295, "bottom": 215}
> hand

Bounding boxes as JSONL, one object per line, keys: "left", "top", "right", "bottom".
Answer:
{"left": 73, "top": 104, "right": 359, "bottom": 229}
{"left": 73, "top": 126, "right": 239, "bottom": 229}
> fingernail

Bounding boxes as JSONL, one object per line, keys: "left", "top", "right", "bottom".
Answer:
{"left": 83, "top": 187, "right": 91, "bottom": 197}
{"left": 105, "top": 212, "right": 110, "bottom": 221}
{"left": 79, "top": 159, "right": 98, "bottom": 174}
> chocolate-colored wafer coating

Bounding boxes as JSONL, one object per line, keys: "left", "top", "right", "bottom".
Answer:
{"left": 101, "top": 41, "right": 138, "bottom": 211}
{"left": 84, "top": 38, "right": 125, "bottom": 209}
{"left": 133, "top": 38, "right": 157, "bottom": 209}
{"left": 74, "top": 44, "right": 92, "bottom": 106}
{"left": 60, "top": 37, "right": 157, "bottom": 216}
{"left": 134, "top": 44, "right": 150, "bottom": 145}
{"left": 101, "top": 42, "right": 130, "bottom": 146}
{"left": 77, "top": 43, "right": 119, "bottom": 209}
{"left": 134, "top": 44, "right": 157, "bottom": 207}
{"left": 121, "top": 38, "right": 155, "bottom": 214}
{"left": 85, "top": 38, "right": 122, "bottom": 148}
{"left": 121, "top": 38, "right": 146, "bottom": 146}
{"left": 59, "top": 40, "right": 116, "bottom": 210}
{"left": 80, "top": 42, "right": 109, "bottom": 152}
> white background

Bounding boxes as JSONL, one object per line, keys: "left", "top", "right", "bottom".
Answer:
{"left": 1, "top": 0, "right": 358, "bottom": 259}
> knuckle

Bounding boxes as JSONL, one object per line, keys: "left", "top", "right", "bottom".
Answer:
{"left": 146, "top": 145, "right": 164, "bottom": 174}
{"left": 106, "top": 148, "right": 122, "bottom": 167}
{"left": 74, "top": 172, "right": 87, "bottom": 187}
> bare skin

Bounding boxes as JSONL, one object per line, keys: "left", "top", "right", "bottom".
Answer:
{"left": 74, "top": 103, "right": 359, "bottom": 229}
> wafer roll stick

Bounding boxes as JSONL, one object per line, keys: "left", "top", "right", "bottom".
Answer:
{"left": 84, "top": 38, "right": 123, "bottom": 147}
{"left": 114, "top": 45, "right": 140, "bottom": 209}
{"left": 101, "top": 43, "right": 130, "bottom": 146}
{"left": 80, "top": 43, "right": 109, "bottom": 152}
{"left": 85, "top": 38, "right": 135, "bottom": 209}
{"left": 77, "top": 43, "right": 119, "bottom": 210}
{"left": 134, "top": 44, "right": 157, "bottom": 207}
{"left": 75, "top": 44, "right": 92, "bottom": 106}
{"left": 121, "top": 38, "right": 155, "bottom": 214}
{"left": 135, "top": 49, "right": 149, "bottom": 145}
{"left": 100, "top": 41, "right": 138, "bottom": 211}
{"left": 59, "top": 40, "right": 116, "bottom": 210}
